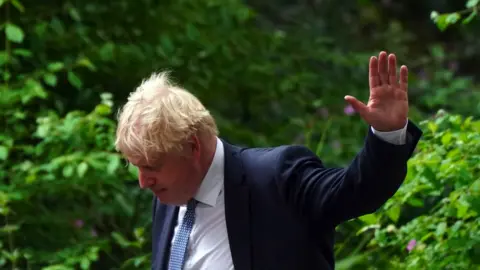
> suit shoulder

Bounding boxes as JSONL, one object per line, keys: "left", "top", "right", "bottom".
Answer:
{"left": 240, "top": 144, "right": 318, "bottom": 170}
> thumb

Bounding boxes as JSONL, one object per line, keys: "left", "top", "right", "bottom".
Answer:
{"left": 344, "top": 95, "right": 368, "bottom": 117}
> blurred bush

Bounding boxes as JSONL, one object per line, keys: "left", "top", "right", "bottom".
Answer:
{"left": 1, "top": 0, "right": 480, "bottom": 269}
{"left": 0, "top": 81, "right": 149, "bottom": 269}
{"left": 356, "top": 111, "right": 480, "bottom": 269}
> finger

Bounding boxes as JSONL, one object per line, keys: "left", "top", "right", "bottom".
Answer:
{"left": 378, "top": 51, "right": 388, "bottom": 85}
{"left": 400, "top": 65, "right": 408, "bottom": 92}
{"left": 388, "top": 54, "right": 397, "bottom": 86}
{"left": 369, "top": 56, "right": 380, "bottom": 88}
{"left": 344, "top": 95, "right": 368, "bottom": 117}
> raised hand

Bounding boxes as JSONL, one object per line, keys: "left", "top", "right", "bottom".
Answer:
{"left": 344, "top": 51, "right": 408, "bottom": 132}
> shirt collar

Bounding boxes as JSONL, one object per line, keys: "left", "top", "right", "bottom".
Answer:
{"left": 194, "top": 137, "right": 224, "bottom": 207}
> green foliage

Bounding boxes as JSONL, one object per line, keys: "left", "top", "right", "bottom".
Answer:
{"left": 2, "top": 2, "right": 150, "bottom": 268}
{"left": 358, "top": 111, "right": 480, "bottom": 269}
{"left": 431, "top": 0, "right": 479, "bottom": 31}
{"left": 412, "top": 45, "right": 480, "bottom": 117}
{"left": 1, "top": 0, "right": 480, "bottom": 269}
{"left": 0, "top": 73, "right": 150, "bottom": 269}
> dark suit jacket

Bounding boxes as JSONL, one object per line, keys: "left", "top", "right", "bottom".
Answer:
{"left": 152, "top": 121, "right": 422, "bottom": 270}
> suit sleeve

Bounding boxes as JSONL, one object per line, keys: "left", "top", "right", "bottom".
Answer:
{"left": 152, "top": 195, "right": 157, "bottom": 220}
{"left": 151, "top": 195, "right": 157, "bottom": 251}
{"left": 276, "top": 121, "right": 422, "bottom": 226}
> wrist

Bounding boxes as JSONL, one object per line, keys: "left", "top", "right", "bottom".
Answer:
{"left": 371, "top": 118, "right": 408, "bottom": 132}
{"left": 372, "top": 119, "right": 408, "bottom": 132}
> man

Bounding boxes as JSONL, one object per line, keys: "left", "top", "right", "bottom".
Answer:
{"left": 115, "top": 51, "right": 422, "bottom": 270}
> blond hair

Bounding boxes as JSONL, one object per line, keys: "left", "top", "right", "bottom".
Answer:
{"left": 114, "top": 71, "right": 218, "bottom": 161}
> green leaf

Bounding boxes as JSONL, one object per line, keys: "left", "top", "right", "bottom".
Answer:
{"left": 358, "top": 213, "right": 378, "bottom": 225}
{"left": 68, "top": 7, "right": 81, "bottom": 22}
{"left": 80, "top": 257, "right": 90, "bottom": 270}
{"left": 43, "top": 73, "right": 57, "bottom": 86}
{"left": 0, "top": 224, "right": 19, "bottom": 233}
{"left": 128, "top": 163, "right": 139, "bottom": 179}
{"left": 430, "top": 44, "right": 445, "bottom": 60}
{"left": 0, "top": 51, "right": 7, "bottom": 66}
{"left": 42, "top": 265, "right": 74, "bottom": 270}
{"left": 94, "top": 104, "right": 111, "bottom": 115}
{"left": 356, "top": 224, "right": 380, "bottom": 236}
{"left": 463, "top": 10, "right": 478, "bottom": 24}
{"left": 427, "top": 121, "right": 438, "bottom": 133}
{"left": 0, "top": 145, "right": 8, "bottom": 160}
{"left": 435, "top": 222, "right": 447, "bottom": 237}
{"left": 433, "top": 14, "right": 452, "bottom": 31}
{"left": 77, "top": 162, "right": 88, "bottom": 178}
{"left": 63, "top": 165, "right": 74, "bottom": 178}
{"left": 99, "top": 42, "right": 115, "bottom": 61}
{"left": 407, "top": 197, "right": 424, "bottom": 207}
{"left": 107, "top": 156, "right": 120, "bottom": 174}
{"left": 115, "top": 193, "right": 133, "bottom": 217}
{"left": 134, "top": 227, "right": 144, "bottom": 239}
{"left": 133, "top": 255, "right": 147, "bottom": 267}
{"left": 100, "top": 92, "right": 113, "bottom": 101}
{"left": 336, "top": 253, "right": 370, "bottom": 270}
{"left": 11, "top": 0, "right": 25, "bottom": 12}
{"left": 111, "top": 232, "right": 131, "bottom": 248}
{"left": 67, "top": 71, "right": 82, "bottom": 89}
{"left": 76, "top": 57, "right": 97, "bottom": 71}
{"left": 456, "top": 198, "right": 470, "bottom": 218}
{"left": 3, "top": 71, "right": 11, "bottom": 82}
{"left": 186, "top": 24, "right": 199, "bottom": 40}
{"left": 47, "top": 62, "right": 64, "bottom": 72}
{"left": 446, "top": 13, "right": 461, "bottom": 25}
{"left": 50, "top": 17, "right": 65, "bottom": 35}
{"left": 466, "top": 0, "right": 479, "bottom": 8}
{"left": 87, "top": 246, "right": 100, "bottom": 260}
{"left": 5, "top": 23, "right": 25, "bottom": 43}
{"left": 441, "top": 132, "right": 452, "bottom": 145}
{"left": 386, "top": 204, "right": 401, "bottom": 222}
{"left": 160, "top": 36, "right": 174, "bottom": 54}
{"left": 13, "top": 49, "right": 32, "bottom": 57}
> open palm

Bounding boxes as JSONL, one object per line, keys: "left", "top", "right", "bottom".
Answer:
{"left": 345, "top": 51, "right": 408, "bottom": 131}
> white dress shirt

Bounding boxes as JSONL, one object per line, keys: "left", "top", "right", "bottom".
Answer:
{"left": 171, "top": 122, "right": 408, "bottom": 269}
{"left": 171, "top": 137, "right": 234, "bottom": 270}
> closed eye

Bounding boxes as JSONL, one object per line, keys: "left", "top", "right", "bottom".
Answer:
{"left": 141, "top": 164, "right": 161, "bottom": 171}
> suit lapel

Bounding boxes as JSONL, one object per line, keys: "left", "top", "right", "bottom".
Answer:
{"left": 222, "top": 140, "right": 252, "bottom": 270}
{"left": 152, "top": 203, "right": 178, "bottom": 270}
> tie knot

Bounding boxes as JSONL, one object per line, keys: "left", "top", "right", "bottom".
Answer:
{"left": 187, "top": 199, "right": 197, "bottom": 210}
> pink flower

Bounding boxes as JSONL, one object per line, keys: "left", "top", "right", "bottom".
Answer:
{"left": 344, "top": 105, "right": 355, "bottom": 115}
{"left": 449, "top": 61, "right": 459, "bottom": 72}
{"left": 418, "top": 69, "right": 427, "bottom": 80}
{"left": 332, "top": 140, "right": 342, "bottom": 150}
{"left": 74, "top": 219, "right": 84, "bottom": 228}
{"left": 406, "top": 239, "right": 416, "bottom": 252}
{"left": 317, "top": 107, "right": 329, "bottom": 119}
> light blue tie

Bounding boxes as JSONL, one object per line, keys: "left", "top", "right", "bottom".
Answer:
{"left": 168, "top": 199, "right": 197, "bottom": 270}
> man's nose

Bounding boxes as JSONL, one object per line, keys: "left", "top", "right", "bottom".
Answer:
{"left": 138, "top": 171, "right": 154, "bottom": 189}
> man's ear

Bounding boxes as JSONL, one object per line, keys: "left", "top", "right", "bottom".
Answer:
{"left": 189, "top": 135, "right": 201, "bottom": 158}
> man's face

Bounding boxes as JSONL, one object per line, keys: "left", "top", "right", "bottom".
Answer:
{"left": 129, "top": 144, "right": 203, "bottom": 205}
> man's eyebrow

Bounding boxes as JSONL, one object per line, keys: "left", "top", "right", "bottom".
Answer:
{"left": 124, "top": 159, "right": 143, "bottom": 168}
{"left": 144, "top": 162, "right": 162, "bottom": 169}
{"left": 131, "top": 161, "right": 159, "bottom": 169}
{"left": 124, "top": 155, "right": 162, "bottom": 168}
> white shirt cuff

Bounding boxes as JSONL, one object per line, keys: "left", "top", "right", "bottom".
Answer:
{"left": 371, "top": 120, "right": 408, "bottom": 145}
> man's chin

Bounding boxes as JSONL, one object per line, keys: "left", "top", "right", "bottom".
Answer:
{"left": 153, "top": 191, "right": 189, "bottom": 206}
